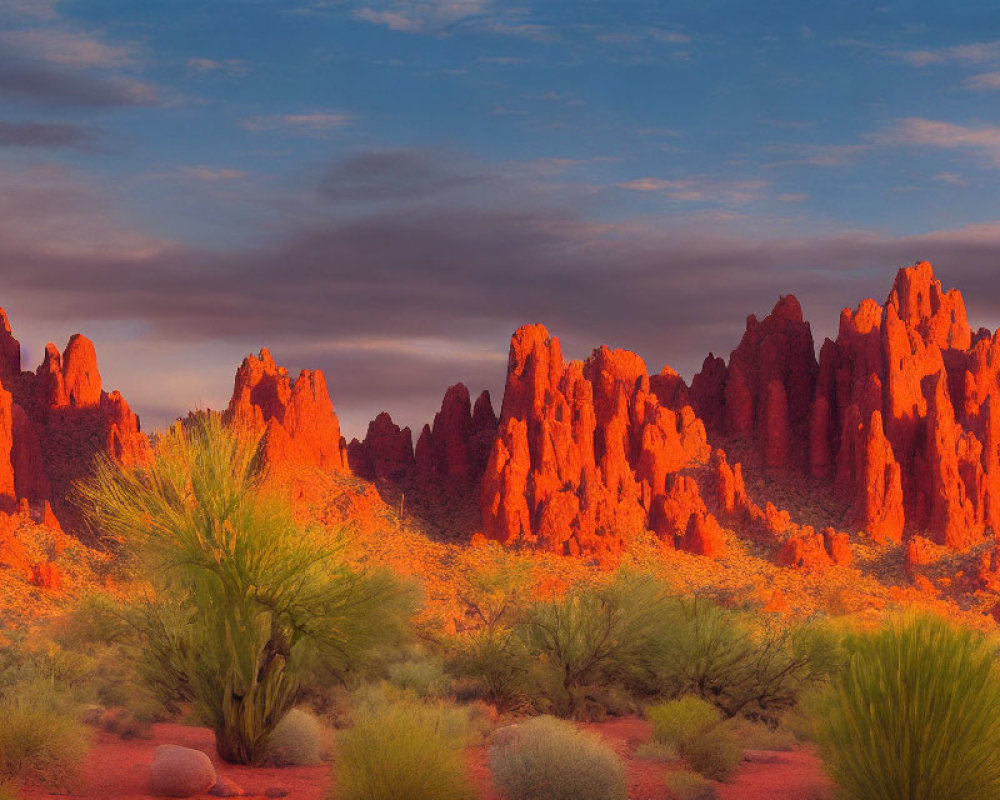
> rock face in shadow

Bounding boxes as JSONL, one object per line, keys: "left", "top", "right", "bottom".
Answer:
{"left": 0, "top": 312, "right": 152, "bottom": 532}
{"left": 688, "top": 261, "right": 995, "bottom": 550}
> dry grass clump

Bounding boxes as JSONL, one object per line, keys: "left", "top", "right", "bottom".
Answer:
{"left": 266, "top": 707, "right": 324, "bottom": 766}
{"left": 0, "top": 692, "right": 90, "bottom": 791}
{"left": 334, "top": 700, "right": 472, "bottom": 800}
{"left": 665, "top": 769, "right": 718, "bottom": 800}
{"left": 489, "top": 716, "right": 626, "bottom": 800}
{"left": 647, "top": 696, "right": 741, "bottom": 782}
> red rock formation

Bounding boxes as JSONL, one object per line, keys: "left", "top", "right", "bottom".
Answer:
{"left": 777, "top": 531, "right": 833, "bottom": 572}
{"left": 62, "top": 334, "right": 102, "bottom": 407}
{"left": 480, "top": 325, "right": 711, "bottom": 558}
{"left": 692, "top": 295, "right": 817, "bottom": 472}
{"left": 0, "top": 315, "right": 154, "bottom": 532}
{"left": 679, "top": 512, "right": 726, "bottom": 558}
{"left": 225, "top": 348, "right": 348, "bottom": 473}
{"left": 0, "top": 310, "right": 20, "bottom": 378}
{"left": 823, "top": 528, "right": 853, "bottom": 566}
{"left": 838, "top": 410, "right": 904, "bottom": 543}
{"left": 348, "top": 412, "right": 414, "bottom": 482}
{"left": 0, "top": 379, "right": 14, "bottom": 512}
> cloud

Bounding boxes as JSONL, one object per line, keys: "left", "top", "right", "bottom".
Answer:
{"left": 0, "top": 28, "right": 135, "bottom": 67}
{"left": 765, "top": 143, "right": 872, "bottom": 168}
{"left": 0, "top": 58, "right": 160, "bottom": 106}
{"left": 963, "top": 71, "right": 1000, "bottom": 90}
{"left": 933, "top": 171, "right": 969, "bottom": 186}
{"left": 0, "top": 8, "right": 162, "bottom": 107}
{"left": 616, "top": 176, "right": 768, "bottom": 205}
{"left": 889, "top": 40, "right": 1000, "bottom": 67}
{"left": 6, "top": 149, "right": 1000, "bottom": 438}
{"left": 239, "top": 112, "right": 355, "bottom": 135}
{"left": 177, "top": 166, "right": 247, "bottom": 182}
{"left": 0, "top": 121, "right": 96, "bottom": 148}
{"left": 352, "top": 0, "right": 489, "bottom": 33}
{"left": 876, "top": 117, "right": 1000, "bottom": 167}
{"left": 0, "top": 0, "right": 59, "bottom": 19}
{"left": 186, "top": 57, "right": 248, "bottom": 77}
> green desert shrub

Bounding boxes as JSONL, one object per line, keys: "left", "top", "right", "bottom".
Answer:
{"left": 665, "top": 770, "right": 718, "bottom": 800}
{"left": 266, "top": 707, "right": 323, "bottom": 765}
{"left": 334, "top": 701, "right": 472, "bottom": 800}
{"left": 387, "top": 655, "right": 450, "bottom": 699}
{"left": 817, "top": 614, "right": 1000, "bottom": 800}
{"left": 489, "top": 715, "right": 627, "bottom": 800}
{"left": 678, "top": 725, "right": 742, "bottom": 782}
{"left": 648, "top": 696, "right": 721, "bottom": 747}
{"left": 0, "top": 693, "right": 90, "bottom": 790}
{"left": 78, "top": 415, "right": 412, "bottom": 765}
{"left": 654, "top": 599, "right": 839, "bottom": 720}
{"left": 515, "top": 571, "right": 675, "bottom": 718}
{"left": 48, "top": 593, "right": 128, "bottom": 651}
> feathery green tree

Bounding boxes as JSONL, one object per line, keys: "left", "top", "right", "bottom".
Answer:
{"left": 79, "top": 415, "right": 408, "bottom": 764}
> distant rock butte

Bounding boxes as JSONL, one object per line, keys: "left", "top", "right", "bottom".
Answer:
{"left": 0, "top": 312, "right": 151, "bottom": 532}
{"left": 224, "top": 347, "right": 348, "bottom": 473}
{"left": 342, "top": 261, "right": 994, "bottom": 563}
{"left": 6, "top": 259, "right": 996, "bottom": 575}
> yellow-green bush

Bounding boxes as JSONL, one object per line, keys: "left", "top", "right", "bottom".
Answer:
{"left": 0, "top": 693, "right": 90, "bottom": 790}
{"left": 665, "top": 769, "right": 718, "bottom": 800}
{"left": 817, "top": 614, "right": 1000, "bottom": 800}
{"left": 489, "top": 716, "right": 626, "bottom": 800}
{"left": 266, "top": 708, "right": 323, "bottom": 766}
{"left": 334, "top": 701, "right": 472, "bottom": 800}
{"left": 648, "top": 696, "right": 720, "bottom": 747}
{"left": 677, "top": 725, "right": 742, "bottom": 782}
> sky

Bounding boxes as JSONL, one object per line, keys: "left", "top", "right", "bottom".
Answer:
{"left": 3, "top": 0, "right": 1000, "bottom": 438}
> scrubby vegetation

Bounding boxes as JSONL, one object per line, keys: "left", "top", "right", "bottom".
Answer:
{"left": 0, "top": 691, "right": 89, "bottom": 791}
{"left": 648, "top": 696, "right": 721, "bottom": 748}
{"left": 489, "top": 715, "right": 626, "bottom": 800}
{"left": 334, "top": 698, "right": 473, "bottom": 800}
{"left": 266, "top": 707, "right": 324, "bottom": 766}
{"left": 665, "top": 769, "right": 719, "bottom": 800}
{"left": 817, "top": 614, "right": 1000, "bottom": 800}
{"left": 78, "top": 416, "right": 412, "bottom": 764}
{"left": 647, "top": 696, "right": 741, "bottom": 781}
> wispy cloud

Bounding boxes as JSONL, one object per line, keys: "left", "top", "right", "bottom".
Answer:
{"left": 0, "top": 60, "right": 160, "bottom": 106}
{"left": 616, "top": 176, "right": 768, "bottom": 205}
{"left": 0, "top": 28, "right": 136, "bottom": 67}
{"left": 352, "top": 0, "right": 490, "bottom": 33}
{"left": 765, "top": 143, "right": 872, "bottom": 168}
{"left": 177, "top": 166, "right": 247, "bottom": 182}
{"left": 889, "top": 40, "right": 1000, "bottom": 67}
{"left": 963, "top": 71, "right": 1000, "bottom": 90}
{"left": 186, "top": 57, "right": 248, "bottom": 77}
{"left": 876, "top": 117, "right": 1000, "bottom": 167}
{"left": 0, "top": 12, "right": 160, "bottom": 107}
{"left": 239, "top": 112, "right": 355, "bottom": 135}
{"left": 934, "top": 172, "right": 969, "bottom": 186}
{"left": 0, "top": 121, "right": 97, "bottom": 149}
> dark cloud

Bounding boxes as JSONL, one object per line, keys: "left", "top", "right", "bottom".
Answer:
{"left": 2, "top": 148, "right": 1000, "bottom": 436}
{"left": 0, "top": 57, "right": 159, "bottom": 107}
{"left": 0, "top": 120, "right": 97, "bottom": 148}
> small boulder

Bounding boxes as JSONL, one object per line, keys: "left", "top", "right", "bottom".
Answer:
{"left": 209, "top": 776, "right": 245, "bottom": 797}
{"left": 150, "top": 744, "right": 216, "bottom": 798}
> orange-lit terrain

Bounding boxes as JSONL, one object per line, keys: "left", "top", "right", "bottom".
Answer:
{"left": 5, "top": 261, "right": 1000, "bottom": 800}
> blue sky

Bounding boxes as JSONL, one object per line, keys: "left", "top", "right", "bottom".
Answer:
{"left": 3, "top": 0, "right": 1000, "bottom": 437}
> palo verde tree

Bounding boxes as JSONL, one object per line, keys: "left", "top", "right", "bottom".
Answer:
{"left": 79, "top": 414, "right": 408, "bottom": 764}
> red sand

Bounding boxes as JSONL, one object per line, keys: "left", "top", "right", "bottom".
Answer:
{"left": 21, "top": 718, "right": 833, "bottom": 800}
